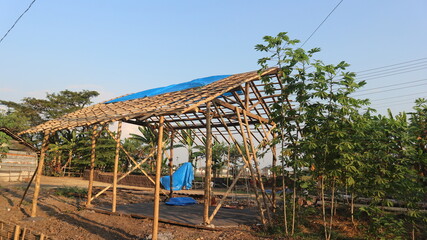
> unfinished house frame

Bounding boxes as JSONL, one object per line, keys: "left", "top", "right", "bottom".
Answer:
{"left": 20, "top": 67, "right": 283, "bottom": 239}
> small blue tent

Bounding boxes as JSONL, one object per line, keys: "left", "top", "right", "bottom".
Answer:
{"left": 160, "top": 162, "right": 194, "bottom": 191}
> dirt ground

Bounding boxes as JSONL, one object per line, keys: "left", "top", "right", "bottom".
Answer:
{"left": 0, "top": 177, "right": 268, "bottom": 240}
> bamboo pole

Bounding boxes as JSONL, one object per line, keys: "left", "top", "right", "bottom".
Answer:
{"left": 169, "top": 131, "right": 174, "bottom": 198}
{"left": 18, "top": 164, "right": 38, "bottom": 208}
{"left": 13, "top": 225, "right": 20, "bottom": 240}
{"left": 112, "top": 121, "right": 122, "bottom": 213}
{"left": 203, "top": 102, "right": 213, "bottom": 225}
{"left": 243, "top": 111, "right": 272, "bottom": 223}
{"left": 91, "top": 150, "right": 155, "bottom": 201}
{"left": 105, "top": 128, "right": 168, "bottom": 196}
{"left": 86, "top": 125, "right": 99, "bottom": 207}
{"left": 236, "top": 110, "right": 267, "bottom": 227}
{"left": 152, "top": 116, "right": 164, "bottom": 240}
{"left": 31, "top": 131, "right": 50, "bottom": 218}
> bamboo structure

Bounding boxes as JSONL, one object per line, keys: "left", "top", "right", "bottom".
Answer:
{"left": 30, "top": 131, "right": 50, "bottom": 218}
{"left": 21, "top": 67, "right": 285, "bottom": 238}
{"left": 152, "top": 116, "right": 164, "bottom": 240}
{"left": 169, "top": 131, "right": 174, "bottom": 199}
{"left": 112, "top": 121, "right": 122, "bottom": 212}
{"left": 203, "top": 102, "right": 213, "bottom": 225}
{"left": 86, "top": 125, "right": 99, "bottom": 207}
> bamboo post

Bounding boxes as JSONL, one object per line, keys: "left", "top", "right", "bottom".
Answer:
{"left": 31, "top": 131, "right": 50, "bottom": 218}
{"left": 169, "top": 131, "right": 174, "bottom": 199}
{"left": 203, "top": 102, "right": 213, "bottom": 225}
{"left": 105, "top": 128, "right": 169, "bottom": 196}
{"left": 91, "top": 150, "right": 155, "bottom": 201}
{"left": 20, "top": 228, "right": 26, "bottom": 240}
{"left": 13, "top": 225, "right": 20, "bottom": 240}
{"left": 243, "top": 111, "right": 272, "bottom": 223}
{"left": 86, "top": 125, "right": 99, "bottom": 207}
{"left": 18, "top": 164, "right": 38, "bottom": 208}
{"left": 112, "top": 121, "right": 122, "bottom": 213}
{"left": 236, "top": 110, "right": 267, "bottom": 227}
{"left": 152, "top": 116, "right": 164, "bottom": 240}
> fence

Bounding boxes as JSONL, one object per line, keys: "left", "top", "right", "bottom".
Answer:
{"left": 0, "top": 220, "right": 50, "bottom": 240}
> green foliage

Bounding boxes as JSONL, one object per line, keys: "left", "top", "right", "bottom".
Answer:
{"left": 54, "top": 186, "right": 88, "bottom": 199}
{"left": 360, "top": 207, "right": 407, "bottom": 240}
{"left": 256, "top": 32, "right": 427, "bottom": 239}
{"left": 0, "top": 89, "right": 99, "bottom": 127}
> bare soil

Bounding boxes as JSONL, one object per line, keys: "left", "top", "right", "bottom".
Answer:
{"left": 0, "top": 177, "right": 266, "bottom": 240}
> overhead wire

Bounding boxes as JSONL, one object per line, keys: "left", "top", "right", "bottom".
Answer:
{"left": 357, "top": 78, "right": 427, "bottom": 93}
{"left": 356, "top": 57, "right": 427, "bottom": 73}
{"left": 369, "top": 91, "right": 426, "bottom": 102}
{"left": 0, "top": 0, "right": 37, "bottom": 45}
{"left": 300, "top": 0, "right": 344, "bottom": 47}
{"left": 353, "top": 82, "right": 427, "bottom": 97}
{"left": 357, "top": 62, "right": 427, "bottom": 77}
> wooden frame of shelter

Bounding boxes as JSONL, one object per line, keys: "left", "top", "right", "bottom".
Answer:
{"left": 20, "top": 67, "right": 283, "bottom": 239}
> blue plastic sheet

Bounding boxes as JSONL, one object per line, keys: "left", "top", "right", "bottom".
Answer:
{"left": 160, "top": 162, "right": 194, "bottom": 191}
{"left": 106, "top": 75, "right": 231, "bottom": 103}
{"left": 165, "top": 197, "right": 197, "bottom": 206}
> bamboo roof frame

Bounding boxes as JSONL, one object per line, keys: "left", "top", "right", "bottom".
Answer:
{"left": 23, "top": 67, "right": 285, "bottom": 237}
{"left": 20, "top": 67, "right": 280, "bottom": 139}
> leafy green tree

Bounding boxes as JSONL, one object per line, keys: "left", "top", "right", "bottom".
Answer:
{"left": 179, "top": 129, "right": 196, "bottom": 164}
{"left": 0, "top": 89, "right": 99, "bottom": 127}
{"left": 256, "top": 32, "right": 368, "bottom": 238}
{"left": 129, "top": 126, "right": 169, "bottom": 174}
{"left": 194, "top": 139, "right": 228, "bottom": 178}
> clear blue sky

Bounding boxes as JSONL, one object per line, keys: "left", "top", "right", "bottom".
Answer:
{"left": 1, "top": 0, "right": 426, "bottom": 116}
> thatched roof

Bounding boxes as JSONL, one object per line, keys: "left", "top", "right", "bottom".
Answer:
{"left": 20, "top": 68, "right": 280, "bottom": 139}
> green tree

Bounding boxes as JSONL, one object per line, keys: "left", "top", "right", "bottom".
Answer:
{"left": 0, "top": 89, "right": 99, "bottom": 127}
{"left": 256, "top": 32, "right": 368, "bottom": 239}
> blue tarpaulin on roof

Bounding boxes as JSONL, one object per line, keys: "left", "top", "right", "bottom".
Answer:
{"left": 105, "top": 75, "right": 232, "bottom": 103}
{"left": 160, "top": 162, "right": 194, "bottom": 191}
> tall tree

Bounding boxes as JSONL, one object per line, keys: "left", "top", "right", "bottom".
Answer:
{"left": 256, "top": 32, "right": 368, "bottom": 238}
{"left": 0, "top": 89, "right": 99, "bottom": 127}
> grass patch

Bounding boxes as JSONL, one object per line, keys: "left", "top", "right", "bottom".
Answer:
{"left": 54, "top": 186, "right": 87, "bottom": 199}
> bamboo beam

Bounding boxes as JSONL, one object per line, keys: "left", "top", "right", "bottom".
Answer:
{"left": 86, "top": 125, "right": 99, "bottom": 207}
{"left": 91, "top": 149, "right": 155, "bottom": 201}
{"left": 207, "top": 108, "right": 250, "bottom": 222}
{"left": 104, "top": 128, "right": 168, "bottom": 197}
{"left": 203, "top": 102, "right": 213, "bottom": 225}
{"left": 213, "top": 99, "right": 270, "bottom": 124}
{"left": 112, "top": 121, "right": 122, "bottom": 213}
{"left": 152, "top": 116, "right": 164, "bottom": 240}
{"left": 236, "top": 110, "right": 267, "bottom": 227}
{"left": 243, "top": 111, "right": 272, "bottom": 223}
{"left": 31, "top": 131, "right": 50, "bottom": 217}
{"left": 169, "top": 131, "right": 174, "bottom": 198}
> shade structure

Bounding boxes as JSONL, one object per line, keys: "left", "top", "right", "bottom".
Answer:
{"left": 22, "top": 67, "right": 284, "bottom": 239}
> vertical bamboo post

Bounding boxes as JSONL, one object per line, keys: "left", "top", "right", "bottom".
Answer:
{"left": 169, "top": 131, "right": 174, "bottom": 198}
{"left": 203, "top": 102, "right": 213, "bottom": 225}
{"left": 31, "top": 131, "right": 50, "bottom": 218}
{"left": 86, "top": 125, "right": 98, "bottom": 207}
{"left": 112, "top": 121, "right": 122, "bottom": 213}
{"left": 152, "top": 116, "right": 164, "bottom": 240}
{"left": 13, "top": 225, "right": 20, "bottom": 240}
{"left": 20, "top": 228, "right": 26, "bottom": 240}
